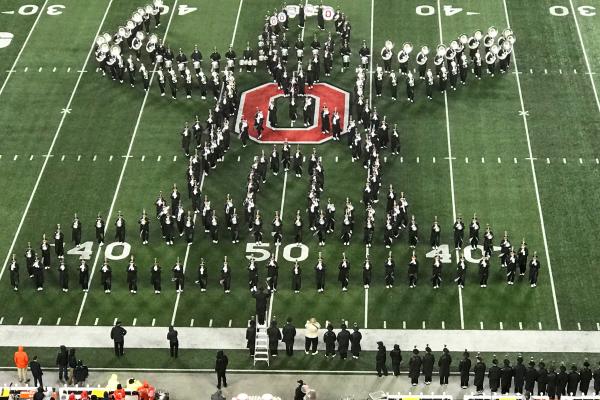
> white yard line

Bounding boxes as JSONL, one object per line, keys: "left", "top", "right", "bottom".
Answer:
{"left": 368, "top": 0, "right": 374, "bottom": 107}
{"left": 436, "top": 0, "right": 464, "bottom": 330}
{"left": 0, "top": 0, "right": 49, "bottom": 97}
{"left": 75, "top": 0, "right": 180, "bottom": 325}
{"left": 230, "top": 0, "right": 244, "bottom": 48}
{"left": 568, "top": 0, "right": 600, "bottom": 113}
{"left": 170, "top": 176, "right": 203, "bottom": 326}
{"left": 502, "top": 0, "right": 562, "bottom": 330}
{"left": 267, "top": 170, "right": 288, "bottom": 324}
{"left": 0, "top": 0, "right": 115, "bottom": 283}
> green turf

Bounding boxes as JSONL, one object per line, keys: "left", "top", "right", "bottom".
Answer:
{"left": 0, "top": 0, "right": 599, "bottom": 344}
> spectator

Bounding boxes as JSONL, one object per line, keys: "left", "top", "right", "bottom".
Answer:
{"left": 568, "top": 364, "right": 580, "bottom": 395}
{"left": 56, "top": 345, "right": 69, "bottom": 382}
{"left": 474, "top": 355, "right": 487, "bottom": 393}
{"left": 68, "top": 348, "right": 77, "bottom": 384}
{"left": 438, "top": 346, "right": 452, "bottom": 385}
{"left": 514, "top": 355, "right": 526, "bottom": 393}
{"left": 501, "top": 358, "right": 514, "bottom": 394}
{"left": 282, "top": 318, "right": 296, "bottom": 356}
{"left": 376, "top": 341, "right": 388, "bottom": 377}
{"left": 267, "top": 320, "right": 282, "bottom": 357}
{"left": 557, "top": 364, "right": 568, "bottom": 396}
{"left": 459, "top": 350, "right": 472, "bottom": 389}
{"left": 581, "top": 359, "right": 592, "bottom": 395}
{"left": 246, "top": 319, "right": 256, "bottom": 356}
{"left": 488, "top": 356, "right": 500, "bottom": 393}
{"left": 74, "top": 360, "right": 89, "bottom": 384}
{"left": 409, "top": 347, "right": 422, "bottom": 386}
{"left": 167, "top": 325, "right": 179, "bottom": 358}
{"left": 294, "top": 380, "right": 305, "bottom": 400}
{"left": 110, "top": 320, "right": 127, "bottom": 357}
{"left": 215, "top": 350, "right": 228, "bottom": 389}
{"left": 390, "top": 344, "right": 402, "bottom": 377}
{"left": 304, "top": 317, "right": 320, "bottom": 355}
{"left": 13, "top": 345, "right": 29, "bottom": 383}
{"left": 30, "top": 356, "right": 43, "bottom": 388}
{"left": 323, "top": 325, "right": 336, "bottom": 359}
{"left": 422, "top": 346, "right": 434, "bottom": 384}
{"left": 33, "top": 387, "right": 45, "bottom": 400}
{"left": 113, "top": 384, "right": 126, "bottom": 400}
{"left": 137, "top": 381, "right": 150, "bottom": 400}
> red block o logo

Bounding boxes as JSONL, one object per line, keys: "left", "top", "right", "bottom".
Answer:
{"left": 235, "top": 82, "right": 350, "bottom": 144}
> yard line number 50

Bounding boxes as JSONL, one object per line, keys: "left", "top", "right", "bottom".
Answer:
{"left": 246, "top": 242, "right": 309, "bottom": 262}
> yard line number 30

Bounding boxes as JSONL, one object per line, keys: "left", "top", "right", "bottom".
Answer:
{"left": 549, "top": 5, "right": 596, "bottom": 16}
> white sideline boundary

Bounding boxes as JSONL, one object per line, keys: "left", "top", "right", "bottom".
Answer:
{"left": 0, "top": 0, "right": 49, "bottom": 97}
{"left": 502, "top": 0, "right": 562, "bottom": 330}
{"left": 0, "top": 0, "right": 115, "bottom": 284}
{"left": 75, "top": 0, "right": 180, "bottom": 325}
{"left": 0, "top": 325, "right": 598, "bottom": 352}
{"left": 436, "top": 0, "right": 464, "bottom": 330}
{"left": 568, "top": 0, "right": 600, "bottom": 113}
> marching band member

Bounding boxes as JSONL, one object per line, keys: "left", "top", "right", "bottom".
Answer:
{"left": 408, "top": 252, "right": 418, "bottom": 288}
{"left": 150, "top": 258, "right": 161, "bottom": 294}
{"left": 474, "top": 52, "right": 482, "bottom": 80}
{"left": 315, "top": 252, "right": 326, "bottom": 293}
{"left": 338, "top": 253, "right": 350, "bottom": 291}
{"left": 195, "top": 258, "right": 208, "bottom": 291}
{"left": 292, "top": 261, "right": 301, "bottom": 293}
{"left": 406, "top": 71, "right": 415, "bottom": 103}
{"left": 10, "top": 254, "right": 19, "bottom": 291}
{"left": 455, "top": 255, "right": 467, "bottom": 289}
{"left": 416, "top": 45, "right": 429, "bottom": 79}
{"left": 79, "top": 258, "right": 89, "bottom": 292}
{"left": 426, "top": 68, "right": 434, "bottom": 100}
{"left": 127, "top": 255, "right": 138, "bottom": 294}
{"left": 101, "top": 258, "right": 112, "bottom": 293}
{"left": 529, "top": 252, "right": 540, "bottom": 288}
{"left": 485, "top": 47, "right": 496, "bottom": 77}
{"left": 479, "top": 255, "right": 489, "bottom": 288}
{"left": 432, "top": 254, "right": 442, "bottom": 289}
{"left": 191, "top": 44, "right": 202, "bottom": 75}
{"left": 340, "top": 40, "right": 351, "bottom": 72}
{"left": 220, "top": 256, "right": 231, "bottom": 293}
{"left": 156, "top": 68, "right": 166, "bottom": 96}
{"left": 139, "top": 209, "right": 150, "bottom": 245}
{"left": 173, "top": 258, "right": 184, "bottom": 293}
{"left": 140, "top": 63, "right": 149, "bottom": 92}
{"left": 362, "top": 256, "right": 372, "bottom": 289}
{"left": 469, "top": 214, "right": 479, "bottom": 250}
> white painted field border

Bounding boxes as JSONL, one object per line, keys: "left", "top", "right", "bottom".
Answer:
{"left": 0, "top": 0, "right": 115, "bottom": 284}
{"left": 0, "top": 0, "right": 49, "bottom": 97}
{"left": 436, "top": 0, "right": 464, "bottom": 330}
{"left": 568, "top": 0, "right": 600, "bottom": 113}
{"left": 75, "top": 0, "right": 180, "bottom": 325}
{"left": 503, "top": 0, "right": 562, "bottom": 331}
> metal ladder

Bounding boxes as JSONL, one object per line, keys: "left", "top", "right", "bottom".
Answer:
{"left": 253, "top": 314, "right": 270, "bottom": 366}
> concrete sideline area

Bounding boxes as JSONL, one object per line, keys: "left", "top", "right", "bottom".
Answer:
{"left": 0, "top": 370, "right": 544, "bottom": 400}
{"left": 1, "top": 326, "right": 599, "bottom": 352}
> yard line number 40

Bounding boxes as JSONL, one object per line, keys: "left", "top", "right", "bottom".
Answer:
{"left": 6, "top": 4, "right": 198, "bottom": 17}
{"left": 67, "top": 241, "right": 131, "bottom": 261}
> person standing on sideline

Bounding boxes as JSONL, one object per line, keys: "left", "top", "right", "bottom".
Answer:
{"left": 474, "top": 355, "right": 487, "bottom": 393}
{"left": 14, "top": 346, "right": 29, "bottom": 383}
{"left": 282, "top": 318, "right": 297, "bottom": 356}
{"left": 215, "top": 350, "right": 228, "bottom": 389}
{"left": 390, "top": 345, "right": 402, "bottom": 376}
{"left": 409, "top": 347, "right": 422, "bottom": 386}
{"left": 167, "top": 326, "right": 179, "bottom": 358}
{"left": 294, "top": 380, "right": 305, "bottom": 400}
{"left": 110, "top": 321, "right": 127, "bottom": 357}
{"left": 376, "top": 341, "right": 388, "bottom": 377}
{"left": 304, "top": 317, "right": 320, "bottom": 355}
{"left": 67, "top": 348, "right": 77, "bottom": 384}
{"left": 267, "top": 320, "right": 282, "bottom": 357}
{"left": 56, "top": 345, "right": 69, "bottom": 382}
{"left": 438, "top": 346, "right": 452, "bottom": 385}
{"left": 459, "top": 350, "right": 472, "bottom": 389}
{"left": 489, "top": 356, "right": 501, "bottom": 393}
{"left": 350, "top": 323, "right": 362, "bottom": 359}
{"left": 337, "top": 323, "right": 350, "bottom": 360}
{"left": 246, "top": 320, "right": 256, "bottom": 357}
{"left": 422, "top": 346, "right": 435, "bottom": 384}
{"left": 29, "top": 356, "right": 43, "bottom": 388}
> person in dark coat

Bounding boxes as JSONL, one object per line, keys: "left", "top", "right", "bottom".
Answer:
{"left": 474, "top": 355, "right": 487, "bottom": 393}
{"left": 547, "top": 365, "right": 558, "bottom": 398}
{"left": 282, "top": 318, "right": 296, "bottom": 356}
{"left": 525, "top": 359, "right": 539, "bottom": 395}
{"left": 501, "top": 358, "right": 514, "bottom": 394}
{"left": 593, "top": 361, "right": 600, "bottom": 395}
{"left": 567, "top": 364, "right": 580, "bottom": 395}
{"left": 167, "top": 325, "right": 179, "bottom": 358}
{"left": 459, "top": 350, "right": 472, "bottom": 389}
{"left": 337, "top": 324, "right": 350, "bottom": 360}
{"left": 375, "top": 341, "right": 388, "bottom": 377}
{"left": 33, "top": 387, "right": 44, "bottom": 400}
{"left": 246, "top": 320, "right": 256, "bottom": 357}
{"left": 294, "top": 380, "right": 305, "bottom": 400}
{"left": 215, "top": 350, "right": 229, "bottom": 389}
{"left": 73, "top": 360, "right": 88, "bottom": 384}
{"left": 110, "top": 321, "right": 127, "bottom": 357}
{"left": 390, "top": 345, "right": 402, "bottom": 377}
{"left": 267, "top": 320, "right": 282, "bottom": 357}
{"left": 538, "top": 360, "right": 548, "bottom": 395}
{"left": 323, "top": 324, "right": 336, "bottom": 359}
{"left": 252, "top": 287, "right": 270, "bottom": 325}
{"left": 489, "top": 357, "right": 501, "bottom": 393}
{"left": 350, "top": 324, "right": 362, "bottom": 359}
{"left": 514, "top": 355, "right": 526, "bottom": 393}
{"left": 56, "top": 345, "right": 69, "bottom": 382}
{"left": 409, "top": 347, "right": 422, "bottom": 386}
{"left": 67, "top": 348, "right": 77, "bottom": 384}
{"left": 557, "top": 364, "right": 569, "bottom": 396}
{"left": 422, "top": 346, "right": 435, "bottom": 384}
{"left": 439, "top": 346, "right": 452, "bottom": 385}
{"left": 580, "top": 360, "right": 593, "bottom": 395}
{"left": 29, "top": 356, "right": 43, "bottom": 388}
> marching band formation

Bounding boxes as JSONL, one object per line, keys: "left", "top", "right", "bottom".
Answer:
{"left": 8, "top": 4, "right": 536, "bottom": 296}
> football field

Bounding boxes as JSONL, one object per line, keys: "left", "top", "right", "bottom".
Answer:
{"left": 1, "top": 0, "right": 600, "bottom": 336}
